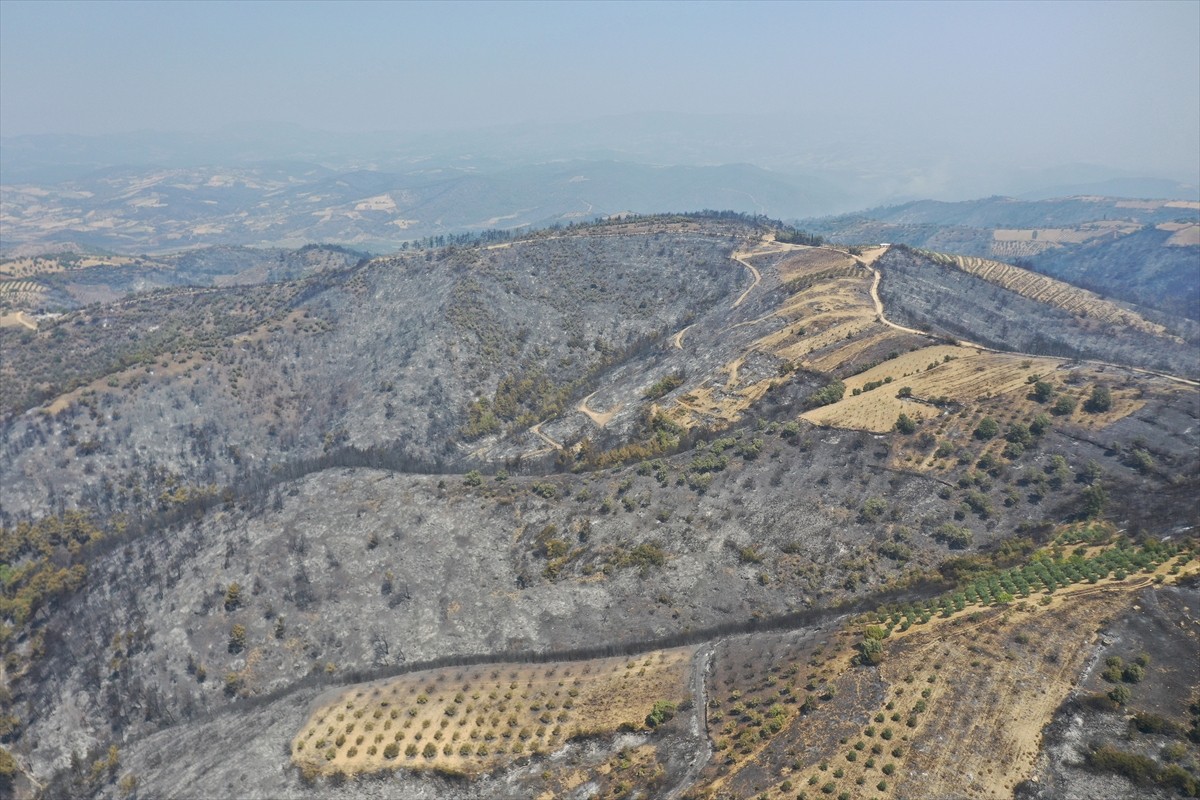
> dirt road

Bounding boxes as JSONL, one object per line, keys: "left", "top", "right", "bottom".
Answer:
{"left": 664, "top": 643, "right": 715, "bottom": 800}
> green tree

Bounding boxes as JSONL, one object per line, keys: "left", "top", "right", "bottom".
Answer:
{"left": 973, "top": 417, "right": 999, "bottom": 440}
{"left": 894, "top": 413, "right": 917, "bottom": 434}
{"left": 1080, "top": 484, "right": 1108, "bottom": 518}
{"left": 1032, "top": 380, "right": 1055, "bottom": 402}
{"left": 859, "top": 631, "right": 885, "bottom": 666}
{"left": 1084, "top": 385, "right": 1113, "bottom": 413}
{"left": 1052, "top": 395, "right": 1077, "bottom": 416}
{"left": 1005, "top": 423, "right": 1031, "bottom": 445}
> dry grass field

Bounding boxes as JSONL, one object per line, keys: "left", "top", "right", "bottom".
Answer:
{"left": 291, "top": 647, "right": 693, "bottom": 780}
{"left": 0, "top": 311, "right": 38, "bottom": 330}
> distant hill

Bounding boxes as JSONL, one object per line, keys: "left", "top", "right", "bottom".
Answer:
{"left": 802, "top": 196, "right": 1200, "bottom": 320}
{"left": 0, "top": 160, "right": 846, "bottom": 254}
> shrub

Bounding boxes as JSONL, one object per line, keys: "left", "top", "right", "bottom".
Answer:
{"left": 934, "top": 523, "right": 973, "bottom": 549}
{"left": 1085, "top": 744, "right": 1157, "bottom": 783}
{"left": 895, "top": 413, "right": 917, "bottom": 434}
{"left": 644, "top": 372, "right": 685, "bottom": 400}
{"left": 859, "top": 497, "right": 887, "bottom": 523}
{"left": 646, "top": 700, "right": 677, "bottom": 728}
{"left": 1108, "top": 685, "right": 1131, "bottom": 705}
{"left": 1122, "top": 663, "right": 1146, "bottom": 683}
{"left": 804, "top": 380, "right": 846, "bottom": 409}
{"left": 463, "top": 470, "right": 483, "bottom": 487}
{"left": 228, "top": 624, "right": 246, "bottom": 653}
{"left": 224, "top": 582, "right": 242, "bottom": 611}
{"left": 1052, "top": 396, "right": 1076, "bottom": 416}
{"left": 1080, "top": 484, "right": 1108, "bottom": 519}
{"left": 1130, "top": 712, "right": 1182, "bottom": 737}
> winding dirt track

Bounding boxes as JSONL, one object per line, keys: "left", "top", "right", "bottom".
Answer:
{"left": 672, "top": 324, "right": 695, "bottom": 350}
{"left": 730, "top": 251, "right": 762, "bottom": 309}
{"left": 869, "top": 268, "right": 926, "bottom": 337}
{"left": 529, "top": 422, "right": 563, "bottom": 450}
{"left": 578, "top": 392, "right": 622, "bottom": 427}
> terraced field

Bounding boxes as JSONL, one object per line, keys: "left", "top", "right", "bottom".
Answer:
{"left": 918, "top": 250, "right": 1170, "bottom": 338}
{"left": 655, "top": 246, "right": 903, "bottom": 431}
{"left": 291, "top": 648, "right": 693, "bottom": 780}
{"left": 0, "top": 279, "right": 48, "bottom": 309}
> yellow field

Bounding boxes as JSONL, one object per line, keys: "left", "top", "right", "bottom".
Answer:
{"left": 767, "top": 248, "right": 857, "bottom": 282}
{"left": 291, "top": 648, "right": 693, "bottom": 780}
{"left": 991, "top": 221, "right": 1138, "bottom": 244}
{"left": 1157, "top": 222, "right": 1200, "bottom": 247}
{"left": 0, "top": 254, "right": 143, "bottom": 279}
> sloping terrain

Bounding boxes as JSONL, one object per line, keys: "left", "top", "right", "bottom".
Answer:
{"left": 874, "top": 246, "right": 1198, "bottom": 376}
{"left": 803, "top": 196, "right": 1200, "bottom": 321}
{"left": 0, "top": 220, "right": 746, "bottom": 519}
{"left": 0, "top": 245, "right": 366, "bottom": 315}
{"left": 1, "top": 214, "right": 1197, "bottom": 800}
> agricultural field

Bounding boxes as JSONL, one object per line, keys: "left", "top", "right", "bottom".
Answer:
{"left": 767, "top": 248, "right": 858, "bottom": 283}
{"left": 802, "top": 347, "right": 1063, "bottom": 433}
{"left": 662, "top": 254, "right": 886, "bottom": 431}
{"left": 0, "top": 253, "right": 147, "bottom": 279}
{"left": 918, "top": 250, "right": 1170, "bottom": 338}
{"left": 0, "top": 279, "right": 49, "bottom": 310}
{"left": 991, "top": 221, "right": 1141, "bottom": 245}
{"left": 291, "top": 648, "right": 693, "bottom": 780}
{"left": 689, "top": 535, "right": 1197, "bottom": 800}
{"left": 1158, "top": 221, "right": 1200, "bottom": 247}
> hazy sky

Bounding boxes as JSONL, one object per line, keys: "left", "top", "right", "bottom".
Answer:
{"left": 2, "top": 0, "right": 1198, "bottom": 177}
